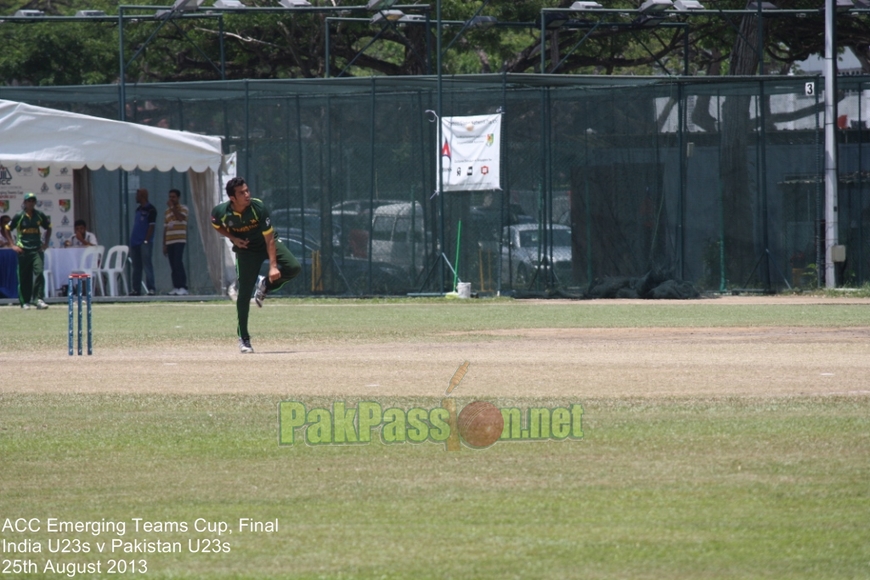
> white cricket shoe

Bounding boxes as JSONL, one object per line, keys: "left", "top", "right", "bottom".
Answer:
{"left": 254, "top": 275, "right": 267, "bottom": 308}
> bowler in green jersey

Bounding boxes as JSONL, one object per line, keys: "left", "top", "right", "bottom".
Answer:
{"left": 2, "top": 192, "right": 52, "bottom": 310}
{"left": 211, "top": 177, "right": 301, "bottom": 353}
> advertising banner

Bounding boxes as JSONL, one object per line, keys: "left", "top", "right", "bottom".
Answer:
{"left": 0, "top": 162, "right": 75, "bottom": 247}
{"left": 439, "top": 113, "right": 502, "bottom": 192}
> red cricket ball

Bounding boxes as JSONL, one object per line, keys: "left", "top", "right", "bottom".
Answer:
{"left": 457, "top": 401, "right": 504, "bottom": 448}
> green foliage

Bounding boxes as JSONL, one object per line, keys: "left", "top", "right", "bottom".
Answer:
{"left": 0, "top": 21, "right": 117, "bottom": 85}
{"left": 0, "top": 0, "right": 865, "bottom": 84}
{"left": 804, "top": 262, "right": 820, "bottom": 287}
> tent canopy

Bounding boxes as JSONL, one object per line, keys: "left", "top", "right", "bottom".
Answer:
{"left": 0, "top": 99, "right": 222, "bottom": 173}
{"left": 0, "top": 99, "right": 227, "bottom": 293}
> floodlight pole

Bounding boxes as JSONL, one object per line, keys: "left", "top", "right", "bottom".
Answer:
{"left": 824, "top": 0, "right": 838, "bottom": 288}
{"left": 436, "top": 0, "right": 446, "bottom": 291}
{"left": 683, "top": 24, "right": 689, "bottom": 75}
{"left": 119, "top": 6, "right": 127, "bottom": 122}
{"left": 756, "top": 0, "right": 764, "bottom": 74}
{"left": 219, "top": 14, "right": 226, "bottom": 79}
{"left": 324, "top": 17, "right": 331, "bottom": 77}
{"left": 756, "top": 0, "right": 772, "bottom": 291}
{"left": 119, "top": 6, "right": 129, "bottom": 247}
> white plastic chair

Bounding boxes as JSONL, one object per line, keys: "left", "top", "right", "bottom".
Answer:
{"left": 43, "top": 249, "right": 56, "bottom": 297}
{"left": 99, "top": 245, "right": 129, "bottom": 297}
{"left": 75, "top": 245, "right": 105, "bottom": 296}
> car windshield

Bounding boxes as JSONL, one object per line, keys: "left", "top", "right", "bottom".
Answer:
{"left": 270, "top": 209, "right": 320, "bottom": 236}
{"left": 519, "top": 228, "right": 571, "bottom": 248}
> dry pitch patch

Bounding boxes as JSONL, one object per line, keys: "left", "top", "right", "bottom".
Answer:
{"left": 6, "top": 296, "right": 870, "bottom": 399}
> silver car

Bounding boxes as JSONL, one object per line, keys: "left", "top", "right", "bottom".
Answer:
{"left": 501, "top": 224, "right": 573, "bottom": 286}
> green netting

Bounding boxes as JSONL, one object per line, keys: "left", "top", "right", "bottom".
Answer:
{"left": 3, "top": 73, "right": 862, "bottom": 295}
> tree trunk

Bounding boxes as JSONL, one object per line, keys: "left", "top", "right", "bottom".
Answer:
{"left": 690, "top": 54, "right": 722, "bottom": 133}
{"left": 720, "top": 12, "right": 762, "bottom": 286}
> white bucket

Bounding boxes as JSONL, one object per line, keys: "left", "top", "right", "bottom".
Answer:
{"left": 456, "top": 282, "right": 471, "bottom": 299}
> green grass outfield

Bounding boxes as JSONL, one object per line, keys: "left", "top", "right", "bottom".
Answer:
{"left": 4, "top": 296, "right": 870, "bottom": 349}
{"left": 1, "top": 298, "right": 869, "bottom": 579}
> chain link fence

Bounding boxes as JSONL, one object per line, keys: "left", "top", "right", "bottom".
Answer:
{"left": 3, "top": 73, "right": 865, "bottom": 295}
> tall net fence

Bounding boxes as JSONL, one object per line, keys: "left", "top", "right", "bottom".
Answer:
{"left": 4, "top": 73, "right": 867, "bottom": 296}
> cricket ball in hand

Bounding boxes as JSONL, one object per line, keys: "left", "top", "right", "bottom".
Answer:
{"left": 457, "top": 401, "right": 504, "bottom": 448}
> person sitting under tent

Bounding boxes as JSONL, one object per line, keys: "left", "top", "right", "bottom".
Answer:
{"left": 64, "top": 219, "right": 98, "bottom": 248}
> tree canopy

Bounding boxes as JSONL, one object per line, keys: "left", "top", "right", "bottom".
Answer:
{"left": 1, "top": 0, "right": 868, "bottom": 86}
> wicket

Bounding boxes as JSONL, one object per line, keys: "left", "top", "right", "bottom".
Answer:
{"left": 68, "top": 274, "right": 93, "bottom": 356}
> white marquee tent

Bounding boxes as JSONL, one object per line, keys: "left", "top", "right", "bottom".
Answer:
{"left": 0, "top": 99, "right": 228, "bottom": 292}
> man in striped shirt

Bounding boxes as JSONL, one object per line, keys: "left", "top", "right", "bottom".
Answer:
{"left": 163, "top": 188, "right": 189, "bottom": 296}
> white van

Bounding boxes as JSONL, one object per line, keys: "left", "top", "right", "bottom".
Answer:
{"left": 370, "top": 202, "right": 426, "bottom": 274}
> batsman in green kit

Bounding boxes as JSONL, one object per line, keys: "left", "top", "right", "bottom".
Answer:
{"left": 211, "top": 177, "right": 301, "bottom": 353}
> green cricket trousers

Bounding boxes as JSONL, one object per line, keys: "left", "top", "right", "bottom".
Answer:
{"left": 17, "top": 250, "right": 45, "bottom": 306}
{"left": 234, "top": 240, "right": 301, "bottom": 339}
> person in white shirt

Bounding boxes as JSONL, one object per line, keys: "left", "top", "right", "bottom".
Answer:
{"left": 65, "top": 220, "right": 98, "bottom": 247}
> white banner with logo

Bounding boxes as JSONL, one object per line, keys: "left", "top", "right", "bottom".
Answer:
{"left": 439, "top": 113, "right": 502, "bottom": 192}
{"left": 0, "top": 162, "right": 75, "bottom": 247}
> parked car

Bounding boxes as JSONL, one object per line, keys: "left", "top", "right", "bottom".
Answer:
{"left": 275, "top": 227, "right": 318, "bottom": 249}
{"left": 331, "top": 199, "right": 407, "bottom": 220}
{"left": 370, "top": 202, "right": 427, "bottom": 276}
{"left": 258, "top": 234, "right": 410, "bottom": 295}
{"left": 469, "top": 203, "right": 535, "bottom": 241}
{"left": 270, "top": 207, "right": 341, "bottom": 249}
{"left": 332, "top": 198, "right": 408, "bottom": 253}
{"left": 501, "top": 224, "right": 573, "bottom": 286}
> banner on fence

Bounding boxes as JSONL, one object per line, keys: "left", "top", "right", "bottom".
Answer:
{"left": 439, "top": 113, "right": 502, "bottom": 192}
{"left": 0, "top": 163, "right": 75, "bottom": 247}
